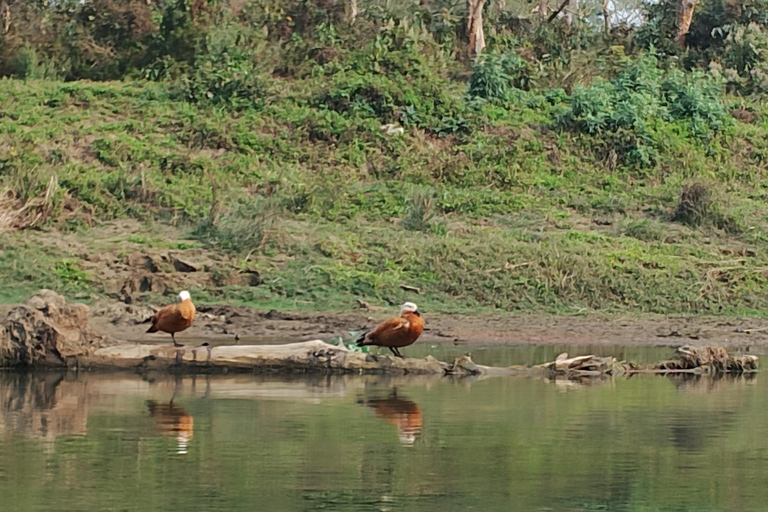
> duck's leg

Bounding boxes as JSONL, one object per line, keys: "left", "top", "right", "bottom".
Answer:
{"left": 393, "top": 347, "right": 404, "bottom": 359}
{"left": 172, "top": 333, "right": 183, "bottom": 348}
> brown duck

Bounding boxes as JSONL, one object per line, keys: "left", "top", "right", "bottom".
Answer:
{"left": 144, "top": 290, "right": 196, "bottom": 347}
{"left": 356, "top": 302, "right": 424, "bottom": 358}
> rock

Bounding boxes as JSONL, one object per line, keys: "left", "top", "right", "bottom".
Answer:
{"left": 124, "top": 252, "right": 159, "bottom": 273}
{"left": 0, "top": 290, "right": 115, "bottom": 367}
{"left": 173, "top": 258, "right": 199, "bottom": 273}
{"left": 242, "top": 269, "right": 262, "bottom": 286}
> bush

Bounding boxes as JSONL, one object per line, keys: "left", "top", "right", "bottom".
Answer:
{"left": 192, "top": 197, "right": 278, "bottom": 253}
{"left": 13, "top": 45, "right": 62, "bottom": 80}
{"left": 176, "top": 21, "right": 270, "bottom": 108}
{"left": 316, "top": 68, "right": 465, "bottom": 134}
{"left": 467, "top": 51, "right": 532, "bottom": 101}
{"left": 671, "top": 182, "right": 740, "bottom": 232}
{"left": 715, "top": 22, "right": 768, "bottom": 93}
{"left": 558, "top": 53, "right": 731, "bottom": 168}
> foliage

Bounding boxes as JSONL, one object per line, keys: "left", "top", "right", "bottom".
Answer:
{"left": 671, "top": 182, "right": 740, "bottom": 233}
{"left": 467, "top": 51, "right": 531, "bottom": 101}
{"left": 559, "top": 52, "right": 731, "bottom": 168}
{"left": 175, "top": 20, "right": 270, "bottom": 107}
{"left": 192, "top": 197, "right": 278, "bottom": 253}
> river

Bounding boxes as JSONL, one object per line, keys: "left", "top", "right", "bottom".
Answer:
{"left": 0, "top": 344, "right": 763, "bottom": 511}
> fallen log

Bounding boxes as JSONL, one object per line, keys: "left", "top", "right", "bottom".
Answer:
{"left": 0, "top": 290, "right": 760, "bottom": 377}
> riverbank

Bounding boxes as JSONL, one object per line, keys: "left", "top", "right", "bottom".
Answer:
{"left": 3, "top": 293, "right": 768, "bottom": 349}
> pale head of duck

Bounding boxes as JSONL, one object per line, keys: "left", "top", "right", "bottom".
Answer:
{"left": 400, "top": 302, "right": 420, "bottom": 317}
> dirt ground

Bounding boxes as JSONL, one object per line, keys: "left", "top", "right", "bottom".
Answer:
{"left": 5, "top": 221, "right": 768, "bottom": 350}
{"left": 76, "top": 299, "right": 768, "bottom": 349}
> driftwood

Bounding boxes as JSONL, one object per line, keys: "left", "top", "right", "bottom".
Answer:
{"left": 0, "top": 290, "right": 760, "bottom": 377}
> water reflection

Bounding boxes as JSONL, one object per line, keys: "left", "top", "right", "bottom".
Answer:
{"left": 0, "top": 372, "right": 90, "bottom": 442}
{"left": 666, "top": 372, "right": 757, "bottom": 394}
{"left": 0, "top": 368, "right": 765, "bottom": 512}
{"left": 145, "top": 400, "right": 194, "bottom": 455}
{"left": 358, "top": 390, "right": 423, "bottom": 445}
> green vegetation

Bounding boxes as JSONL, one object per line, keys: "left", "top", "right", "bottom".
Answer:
{"left": 2, "top": 0, "right": 768, "bottom": 315}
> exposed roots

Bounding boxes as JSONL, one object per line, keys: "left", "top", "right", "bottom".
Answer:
{"left": 654, "top": 344, "right": 758, "bottom": 373}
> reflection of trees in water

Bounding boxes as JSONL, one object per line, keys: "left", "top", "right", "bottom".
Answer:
{"left": 358, "top": 389, "right": 423, "bottom": 446}
{"left": 0, "top": 372, "right": 91, "bottom": 441}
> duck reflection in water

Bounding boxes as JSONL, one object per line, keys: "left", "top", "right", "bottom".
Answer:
{"left": 146, "top": 400, "right": 194, "bottom": 455}
{"left": 359, "top": 390, "right": 423, "bottom": 445}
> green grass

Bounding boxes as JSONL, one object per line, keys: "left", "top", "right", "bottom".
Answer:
{"left": 3, "top": 77, "right": 768, "bottom": 315}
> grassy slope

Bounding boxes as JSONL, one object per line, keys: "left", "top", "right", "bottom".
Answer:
{"left": 2, "top": 78, "right": 768, "bottom": 315}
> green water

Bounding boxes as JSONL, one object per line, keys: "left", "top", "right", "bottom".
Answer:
{"left": 0, "top": 347, "right": 765, "bottom": 512}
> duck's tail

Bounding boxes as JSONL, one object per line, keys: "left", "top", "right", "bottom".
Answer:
{"left": 355, "top": 330, "right": 371, "bottom": 347}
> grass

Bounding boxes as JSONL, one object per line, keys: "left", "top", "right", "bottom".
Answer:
{"left": 3, "top": 77, "right": 768, "bottom": 316}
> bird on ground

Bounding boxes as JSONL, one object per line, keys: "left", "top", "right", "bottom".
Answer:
{"left": 143, "top": 290, "right": 196, "bottom": 347}
{"left": 356, "top": 302, "right": 424, "bottom": 358}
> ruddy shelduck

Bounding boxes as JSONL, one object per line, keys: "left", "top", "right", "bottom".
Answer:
{"left": 356, "top": 302, "right": 424, "bottom": 358}
{"left": 144, "top": 290, "right": 196, "bottom": 347}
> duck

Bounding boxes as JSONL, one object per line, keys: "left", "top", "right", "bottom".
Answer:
{"left": 356, "top": 302, "right": 424, "bottom": 358}
{"left": 144, "top": 290, "right": 196, "bottom": 347}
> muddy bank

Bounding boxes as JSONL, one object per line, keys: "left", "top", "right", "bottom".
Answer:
{"left": 0, "top": 291, "right": 759, "bottom": 376}
{"left": 83, "top": 297, "right": 768, "bottom": 349}
{"left": 3, "top": 290, "right": 768, "bottom": 349}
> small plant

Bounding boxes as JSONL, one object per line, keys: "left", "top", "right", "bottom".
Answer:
{"left": 671, "top": 182, "right": 741, "bottom": 232}
{"left": 401, "top": 188, "right": 437, "bottom": 232}
{"left": 192, "top": 197, "right": 278, "bottom": 253}
{"left": 620, "top": 219, "right": 665, "bottom": 241}
{"left": 672, "top": 182, "right": 712, "bottom": 228}
{"left": 53, "top": 260, "right": 89, "bottom": 285}
{"left": 13, "top": 45, "right": 62, "bottom": 81}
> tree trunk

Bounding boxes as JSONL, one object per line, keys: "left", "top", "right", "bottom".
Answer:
{"left": 467, "top": 0, "right": 486, "bottom": 57}
{"left": 2, "top": 2, "right": 10, "bottom": 34}
{"left": 536, "top": 0, "right": 549, "bottom": 20}
{"left": 345, "top": 0, "right": 358, "bottom": 24}
{"left": 675, "top": 0, "right": 700, "bottom": 46}
{"left": 602, "top": 0, "right": 611, "bottom": 33}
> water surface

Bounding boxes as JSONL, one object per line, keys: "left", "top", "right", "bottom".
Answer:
{"left": 0, "top": 351, "right": 765, "bottom": 511}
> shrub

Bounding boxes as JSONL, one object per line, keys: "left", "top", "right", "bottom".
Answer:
{"left": 467, "top": 51, "right": 532, "bottom": 101}
{"left": 671, "top": 182, "right": 740, "bottom": 232}
{"left": 714, "top": 22, "right": 768, "bottom": 94}
{"left": 558, "top": 53, "right": 730, "bottom": 168}
{"left": 192, "top": 197, "right": 278, "bottom": 253}
{"left": 13, "top": 45, "right": 62, "bottom": 80}
{"left": 176, "top": 21, "right": 270, "bottom": 108}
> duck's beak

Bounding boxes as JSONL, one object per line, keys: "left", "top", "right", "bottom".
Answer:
{"left": 414, "top": 310, "right": 421, "bottom": 317}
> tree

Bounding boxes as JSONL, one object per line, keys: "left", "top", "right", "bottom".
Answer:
{"left": 467, "top": 0, "right": 486, "bottom": 57}
{"left": 675, "top": 0, "right": 700, "bottom": 45}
